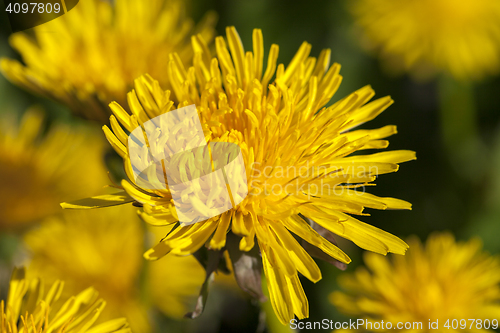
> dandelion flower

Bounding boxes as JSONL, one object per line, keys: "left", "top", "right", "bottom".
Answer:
{"left": 24, "top": 205, "right": 205, "bottom": 331}
{"left": 349, "top": 0, "right": 500, "bottom": 80}
{"left": 1, "top": 267, "right": 130, "bottom": 333}
{"left": 331, "top": 233, "right": 500, "bottom": 332}
{"left": 0, "top": 108, "right": 107, "bottom": 229}
{"left": 90, "top": 27, "right": 415, "bottom": 324}
{"left": 0, "top": 0, "right": 216, "bottom": 123}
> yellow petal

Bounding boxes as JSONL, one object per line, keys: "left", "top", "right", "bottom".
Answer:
{"left": 239, "top": 229, "right": 256, "bottom": 251}
{"left": 144, "top": 241, "right": 172, "bottom": 261}
{"left": 286, "top": 273, "right": 308, "bottom": 319}
{"left": 261, "top": 248, "right": 294, "bottom": 325}
{"left": 342, "top": 150, "right": 416, "bottom": 164}
{"left": 209, "top": 211, "right": 232, "bottom": 249}
{"left": 61, "top": 191, "right": 134, "bottom": 209}
{"left": 270, "top": 222, "right": 322, "bottom": 283}
{"left": 121, "top": 180, "right": 170, "bottom": 206}
{"left": 232, "top": 210, "right": 250, "bottom": 236}
{"left": 103, "top": 125, "right": 127, "bottom": 158}
{"left": 313, "top": 212, "right": 409, "bottom": 255}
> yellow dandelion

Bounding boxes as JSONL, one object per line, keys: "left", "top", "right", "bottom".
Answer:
{"left": 0, "top": 0, "right": 216, "bottom": 123}
{"left": 0, "top": 108, "right": 107, "bottom": 229}
{"left": 1, "top": 267, "right": 130, "bottom": 333}
{"left": 24, "top": 205, "right": 206, "bottom": 331}
{"left": 349, "top": 0, "right": 500, "bottom": 80}
{"left": 82, "top": 27, "right": 415, "bottom": 324}
{"left": 331, "top": 233, "right": 500, "bottom": 332}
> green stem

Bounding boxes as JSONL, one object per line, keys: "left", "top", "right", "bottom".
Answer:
{"left": 0, "top": 232, "right": 20, "bottom": 266}
{"left": 438, "top": 75, "right": 477, "bottom": 154}
{"left": 438, "top": 75, "right": 487, "bottom": 181}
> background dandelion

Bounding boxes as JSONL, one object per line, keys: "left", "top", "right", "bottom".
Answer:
{"left": 1, "top": 0, "right": 217, "bottom": 123}
{"left": 0, "top": 108, "right": 108, "bottom": 229}
{"left": 331, "top": 233, "right": 500, "bottom": 332}
{"left": 1, "top": 267, "right": 131, "bottom": 333}
{"left": 347, "top": 0, "right": 500, "bottom": 81}
{"left": 23, "top": 206, "right": 208, "bottom": 333}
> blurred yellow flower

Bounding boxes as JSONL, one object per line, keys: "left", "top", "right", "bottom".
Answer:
{"left": 0, "top": 0, "right": 216, "bottom": 123}
{"left": 349, "top": 0, "right": 500, "bottom": 80}
{"left": 96, "top": 26, "right": 415, "bottom": 324}
{"left": 1, "top": 267, "right": 130, "bottom": 333}
{"left": 146, "top": 225, "right": 206, "bottom": 319}
{"left": 331, "top": 233, "right": 500, "bottom": 332}
{"left": 0, "top": 108, "right": 107, "bottom": 229}
{"left": 24, "top": 205, "right": 206, "bottom": 332}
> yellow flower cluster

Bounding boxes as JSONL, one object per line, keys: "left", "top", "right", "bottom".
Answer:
{"left": 101, "top": 26, "right": 415, "bottom": 324}
{"left": 0, "top": 0, "right": 429, "bottom": 327}
{"left": 1, "top": 267, "right": 130, "bottom": 333}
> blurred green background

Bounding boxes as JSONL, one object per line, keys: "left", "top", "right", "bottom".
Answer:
{"left": 1, "top": 0, "right": 500, "bottom": 332}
